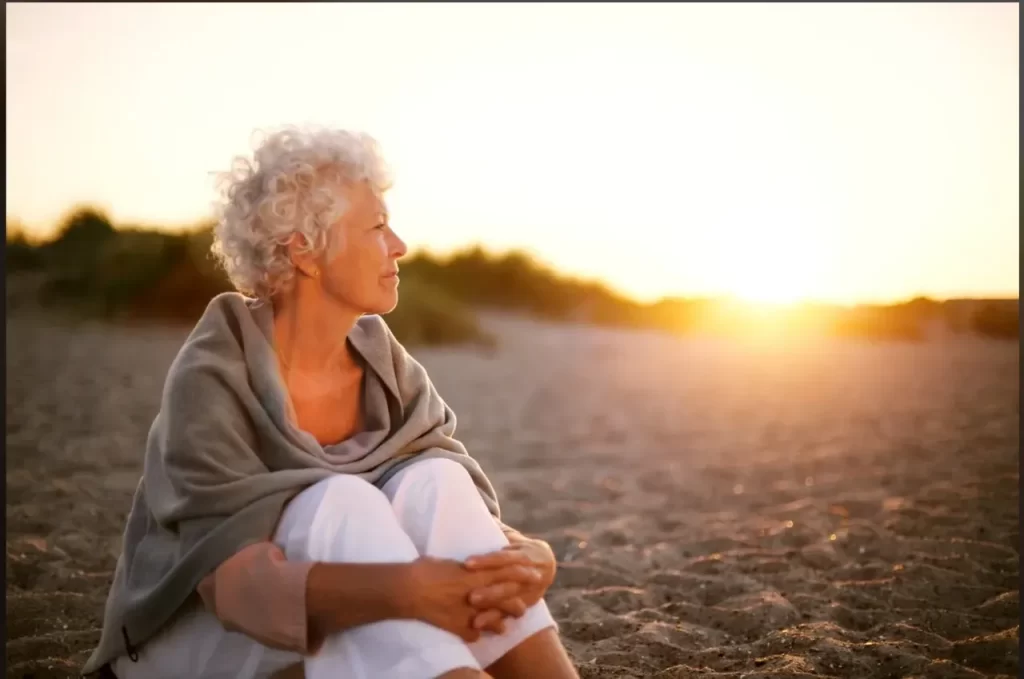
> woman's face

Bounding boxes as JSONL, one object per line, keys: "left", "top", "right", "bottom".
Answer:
{"left": 315, "top": 180, "right": 407, "bottom": 315}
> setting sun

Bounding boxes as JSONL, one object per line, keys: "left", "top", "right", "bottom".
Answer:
{"left": 700, "top": 192, "right": 834, "bottom": 306}
{"left": 5, "top": 3, "right": 1019, "bottom": 305}
{"left": 723, "top": 237, "right": 828, "bottom": 306}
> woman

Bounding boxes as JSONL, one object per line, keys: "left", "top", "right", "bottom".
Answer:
{"left": 83, "top": 127, "right": 578, "bottom": 679}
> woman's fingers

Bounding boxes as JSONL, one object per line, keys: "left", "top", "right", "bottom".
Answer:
{"left": 469, "top": 580, "right": 522, "bottom": 607}
{"left": 473, "top": 563, "right": 541, "bottom": 591}
{"left": 473, "top": 608, "right": 506, "bottom": 633}
{"left": 457, "top": 623, "right": 482, "bottom": 643}
{"left": 464, "top": 548, "right": 532, "bottom": 570}
{"left": 471, "top": 596, "right": 527, "bottom": 634}
{"left": 495, "top": 596, "right": 527, "bottom": 619}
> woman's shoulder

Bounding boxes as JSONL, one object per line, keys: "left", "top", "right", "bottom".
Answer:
{"left": 166, "top": 292, "right": 259, "bottom": 385}
{"left": 204, "top": 291, "right": 261, "bottom": 324}
{"left": 183, "top": 292, "right": 255, "bottom": 350}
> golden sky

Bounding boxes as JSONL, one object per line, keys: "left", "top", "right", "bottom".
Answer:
{"left": 6, "top": 3, "right": 1019, "bottom": 304}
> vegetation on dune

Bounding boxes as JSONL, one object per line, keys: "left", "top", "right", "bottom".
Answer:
{"left": 6, "top": 207, "right": 1019, "bottom": 345}
{"left": 5, "top": 208, "right": 492, "bottom": 347}
{"left": 381, "top": 274, "right": 496, "bottom": 348}
{"left": 969, "top": 301, "right": 1020, "bottom": 341}
{"left": 401, "top": 248, "right": 1018, "bottom": 342}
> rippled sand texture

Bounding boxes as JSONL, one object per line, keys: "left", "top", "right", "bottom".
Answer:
{"left": 7, "top": 311, "right": 1019, "bottom": 678}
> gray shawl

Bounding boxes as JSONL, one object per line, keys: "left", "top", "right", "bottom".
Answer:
{"left": 82, "top": 292, "right": 500, "bottom": 675}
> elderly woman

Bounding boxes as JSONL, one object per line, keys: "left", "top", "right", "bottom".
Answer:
{"left": 83, "top": 128, "right": 578, "bottom": 679}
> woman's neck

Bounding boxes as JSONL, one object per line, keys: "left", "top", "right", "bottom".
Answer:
{"left": 271, "top": 280, "right": 362, "bottom": 374}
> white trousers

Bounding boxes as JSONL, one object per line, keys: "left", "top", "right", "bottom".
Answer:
{"left": 113, "top": 458, "right": 557, "bottom": 679}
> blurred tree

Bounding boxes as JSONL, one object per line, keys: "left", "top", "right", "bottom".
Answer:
{"left": 970, "top": 301, "right": 1019, "bottom": 340}
{"left": 383, "top": 275, "right": 494, "bottom": 348}
{"left": 42, "top": 207, "right": 117, "bottom": 270}
{"left": 51, "top": 207, "right": 116, "bottom": 246}
{"left": 6, "top": 222, "right": 45, "bottom": 271}
{"left": 828, "top": 304, "right": 925, "bottom": 342}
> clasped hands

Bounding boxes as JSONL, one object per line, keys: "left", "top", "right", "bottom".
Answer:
{"left": 464, "top": 536, "right": 556, "bottom": 634}
{"left": 405, "top": 535, "right": 557, "bottom": 643}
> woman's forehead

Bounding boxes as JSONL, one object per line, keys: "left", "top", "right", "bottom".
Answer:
{"left": 333, "top": 179, "right": 363, "bottom": 202}
{"left": 336, "top": 181, "right": 387, "bottom": 221}
{"left": 359, "top": 186, "right": 388, "bottom": 216}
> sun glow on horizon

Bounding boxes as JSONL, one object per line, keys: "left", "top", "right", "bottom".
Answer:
{"left": 5, "top": 3, "right": 1018, "bottom": 305}
{"left": 715, "top": 234, "right": 829, "bottom": 306}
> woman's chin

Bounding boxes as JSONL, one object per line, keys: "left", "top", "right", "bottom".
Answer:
{"left": 369, "top": 292, "right": 400, "bottom": 316}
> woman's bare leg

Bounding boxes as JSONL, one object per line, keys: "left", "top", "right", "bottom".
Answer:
{"left": 438, "top": 670, "right": 492, "bottom": 679}
{"left": 484, "top": 628, "right": 578, "bottom": 679}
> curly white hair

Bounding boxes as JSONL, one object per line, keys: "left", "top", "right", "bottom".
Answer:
{"left": 211, "top": 125, "right": 392, "bottom": 299}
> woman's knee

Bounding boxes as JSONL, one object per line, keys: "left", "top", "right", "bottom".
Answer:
{"left": 400, "top": 457, "right": 477, "bottom": 495}
{"left": 304, "top": 473, "right": 393, "bottom": 518}
{"left": 278, "top": 474, "right": 408, "bottom": 560}
{"left": 323, "top": 472, "right": 390, "bottom": 501}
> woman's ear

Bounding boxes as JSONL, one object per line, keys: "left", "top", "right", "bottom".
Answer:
{"left": 286, "top": 233, "right": 318, "bottom": 279}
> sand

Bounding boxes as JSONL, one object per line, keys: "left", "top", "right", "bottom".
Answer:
{"left": 6, "top": 309, "right": 1019, "bottom": 678}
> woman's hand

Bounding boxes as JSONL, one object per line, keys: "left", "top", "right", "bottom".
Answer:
{"left": 464, "top": 538, "right": 557, "bottom": 630}
{"left": 400, "top": 555, "right": 541, "bottom": 642}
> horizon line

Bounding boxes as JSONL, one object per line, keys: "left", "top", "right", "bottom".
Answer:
{"left": 6, "top": 208, "right": 1020, "bottom": 309}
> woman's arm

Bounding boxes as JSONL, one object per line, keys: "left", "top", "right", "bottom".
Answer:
{"left": 304, "top": 561, "right": 410, "bottom": 644}
{"left": 198, "top": 543, "right": 408, "bottom": 655}
{"left": 200, "top": 520, "right": 537, "bottom": 653}
{"left": 197, "top": 543, "right": 317, "bottom": 653}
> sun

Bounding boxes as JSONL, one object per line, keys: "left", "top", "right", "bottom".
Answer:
{"left": 719, "top": 229, "right": 829, "bottom": 307}
{"left": 729, "top": 265, "right": 815, "bottom": 306}
{"left": 692, "top": 164, "right": 839, "bottom": 308}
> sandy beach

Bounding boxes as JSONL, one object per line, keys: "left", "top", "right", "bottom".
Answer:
{"left": 6, "top": 309, "right": 1019, "bottom": 678}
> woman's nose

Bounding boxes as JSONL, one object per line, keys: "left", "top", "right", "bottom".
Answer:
{"left": 391, "top": 233, "right": 408, "bottom": 259}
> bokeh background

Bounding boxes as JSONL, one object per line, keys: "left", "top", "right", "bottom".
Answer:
{"left": 6, "top": 3, "right": 1019, "bottom": 343}
{"left": 6, "top": 4, "right": 1020, "bottom": 679}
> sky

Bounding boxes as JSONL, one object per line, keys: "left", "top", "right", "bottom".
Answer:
{"left": 6, "top": 3, "right": 1019, "bottom": 304}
